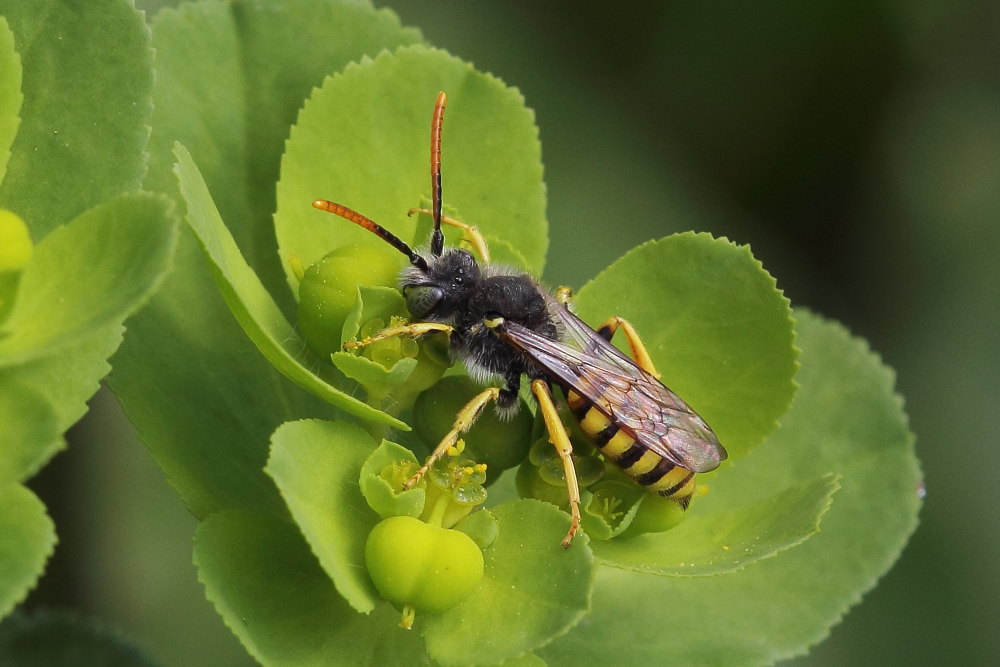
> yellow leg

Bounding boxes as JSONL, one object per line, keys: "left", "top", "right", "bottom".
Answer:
{"left": 531, "top": 379, "right": 582, "bottom": 548}
{"left": 553, "top": 286, "right": 573, "bottom": 305}
{"left": 407, "top": 207, "right": 491, "bottom": 264}
{"left": 403, "top": 387, "right": 502, "bottom": 490}
{"left": 343, "top": 321, "right": 453, "bottom": 351}
{"left": 596, "top": 316, "right": 660, "bottom": 379}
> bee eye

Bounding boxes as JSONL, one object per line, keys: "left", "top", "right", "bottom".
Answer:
{"left": 404, "top": 285, "right": 444, "bottom": 318}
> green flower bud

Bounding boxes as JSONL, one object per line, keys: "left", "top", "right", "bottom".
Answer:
{"left": 359, "top": 317, "right": 419, "bottom": 369}
{"left": 296, "top": 244, "right": 402, "bottom": 358}
{"left": 580, "top": 480, "right": 644, "bottom": 540}
{"left": 359, "top": 443, "right": 426, "bottom": 520}
{"left": 421, "top": 454, "right": 489, "bottom": 528}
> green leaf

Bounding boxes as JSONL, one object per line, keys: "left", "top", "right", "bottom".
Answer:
{"left": 423, "top": 500, "right": 594, "bottom": 665}
{"left": 195, "top": 510, "right": 428, "bottom": 666}
{"left": 331, "top": 353, "right": 417, "bottom": 397}
{"left": 0, "top": 193, "right": 175, "bottom": 490}
{"left": 0, "top": 194, "right": 175, "bottom": 624}
{"left": 0, "top": 194, "right": 177, "bottom": 364}
{"left": 537, "top": 311, "right": 921, "bottom": 664}
{"left": 0, "top": 1, "right": 161, "bottom": 489}
{"left": 7, "top": 326, "right": 122, "bottom": 434}
{"left": 173, "top": 142, "right": 405, "bottom": 431}
{"left": 0, "top": 0, "right": 152, "bottom": 238}
{"left": 0, "top": 379, "right": 60, "bottom": 484}
{"left": 146, "top": 0, "right": 421, "bottom": 301}
{"left": 111, "top": 0, "right": 423, "bottom": 518}
{"left": 452, "top": 508, "right": 499, "bottom": 551}
{"left": 484, "top": 235, "right": 532, "bottom": 271}
{"left": 108, "top": 265, "right": 324, "bottom": 520}
{"left": 265, "top": 419, "right": 382, "bottom": 614}
{"left": 573, "top": 232, "right": 798, "bottom": 460}
{"left": 0, "top": 17, "right": 22, "bottom": 187}
{"left": 0, "top": 26, "right": 160, "bottom": 616}
{"left": 0, "top": 483, "right": 55, "bottom": 621}
{"left": 275, "top": 44, "right": 547, "bottom": 295}
{"left": 0, "top": 609, "right": 156, "bottom": 667}
{"left": 592, "top": 473, "right": 840, "bottom": 576}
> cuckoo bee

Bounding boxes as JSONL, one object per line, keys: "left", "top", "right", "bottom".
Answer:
{"left": 313, "top": 92, "right": 727, "bottom": 546}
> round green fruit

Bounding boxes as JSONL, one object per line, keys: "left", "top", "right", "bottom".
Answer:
{"left": 621, "top": 492, "right": 688, "bottom": 537}
{"left": 365, "top": 515, "right": 484, "bottom": 614}
{"left": 296, "top": 244, "right": 402, "bottom": 358}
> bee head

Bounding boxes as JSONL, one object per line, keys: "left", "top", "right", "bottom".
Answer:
{"left": 401, "top": 247, "right": 480, "bottom": 319}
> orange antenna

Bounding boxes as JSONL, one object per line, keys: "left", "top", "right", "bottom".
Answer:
{"left": 429, "top": 91, "right": 447, "bottom": 256}
{"left": 312, "top": 199, "right": 428, "bottom": 271}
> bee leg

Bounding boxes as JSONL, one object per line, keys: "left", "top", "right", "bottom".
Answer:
{"left": 530, "top": 378, "right": 583, "bottom": 548}
{"left": 343, "top": 321, "right": 453, "bottom": 351}
{"left": 595, "top": 316, "right": 660, "bottom": 378}
{"left": 402, "top": 386, "right": 502, "bottom": 490}
{"left": 407, "top": 207, "right": 491, "bottom": 265}
{"left": 494, "top": 374, "right": 521, "bottom": 418}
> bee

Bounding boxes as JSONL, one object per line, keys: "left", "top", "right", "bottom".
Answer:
{"left": 313, "top": 92, "right": 727, "bottom": 546}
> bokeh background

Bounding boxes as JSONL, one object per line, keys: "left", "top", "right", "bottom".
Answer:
{"left": 23, "top": 1, "right": 999, "bottom": 665}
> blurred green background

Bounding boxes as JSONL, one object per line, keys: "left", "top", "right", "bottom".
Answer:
{"left": 23, "top": 1, "right": 999, "bottom": 665}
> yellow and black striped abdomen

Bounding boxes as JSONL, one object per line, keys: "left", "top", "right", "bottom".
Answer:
{"left": 565, "top": 389, "right": 696, "bottom": 508}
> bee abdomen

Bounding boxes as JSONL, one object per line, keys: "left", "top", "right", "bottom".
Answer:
{"left": 565, "top": 389, "right": 696, "bottom": 506}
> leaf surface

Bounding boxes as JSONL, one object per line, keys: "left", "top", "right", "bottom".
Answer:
{"left": 174, "top": 143, "right": 404, "bottom": 429}
{"left": 276, "top": 45, "right": 548, "bottom": 293}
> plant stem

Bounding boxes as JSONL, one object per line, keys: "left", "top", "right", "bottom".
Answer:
{"left": 426, "top": 493, "right": 451, "bottom": 528}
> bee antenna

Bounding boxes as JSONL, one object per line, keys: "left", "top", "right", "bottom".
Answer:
{"left": 312, "top": 199, "right": 429, "bottom": 272}
{"left": 429, "top": 91, "right": 447, "bottom": 257}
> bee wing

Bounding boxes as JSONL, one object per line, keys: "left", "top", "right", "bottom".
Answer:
{"left": 498, "top": 300, "right": 726, "bottom": 473}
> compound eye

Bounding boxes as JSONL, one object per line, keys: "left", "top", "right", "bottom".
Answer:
{"left": 404, "top": 285, "right": 444, "bottom": 318}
